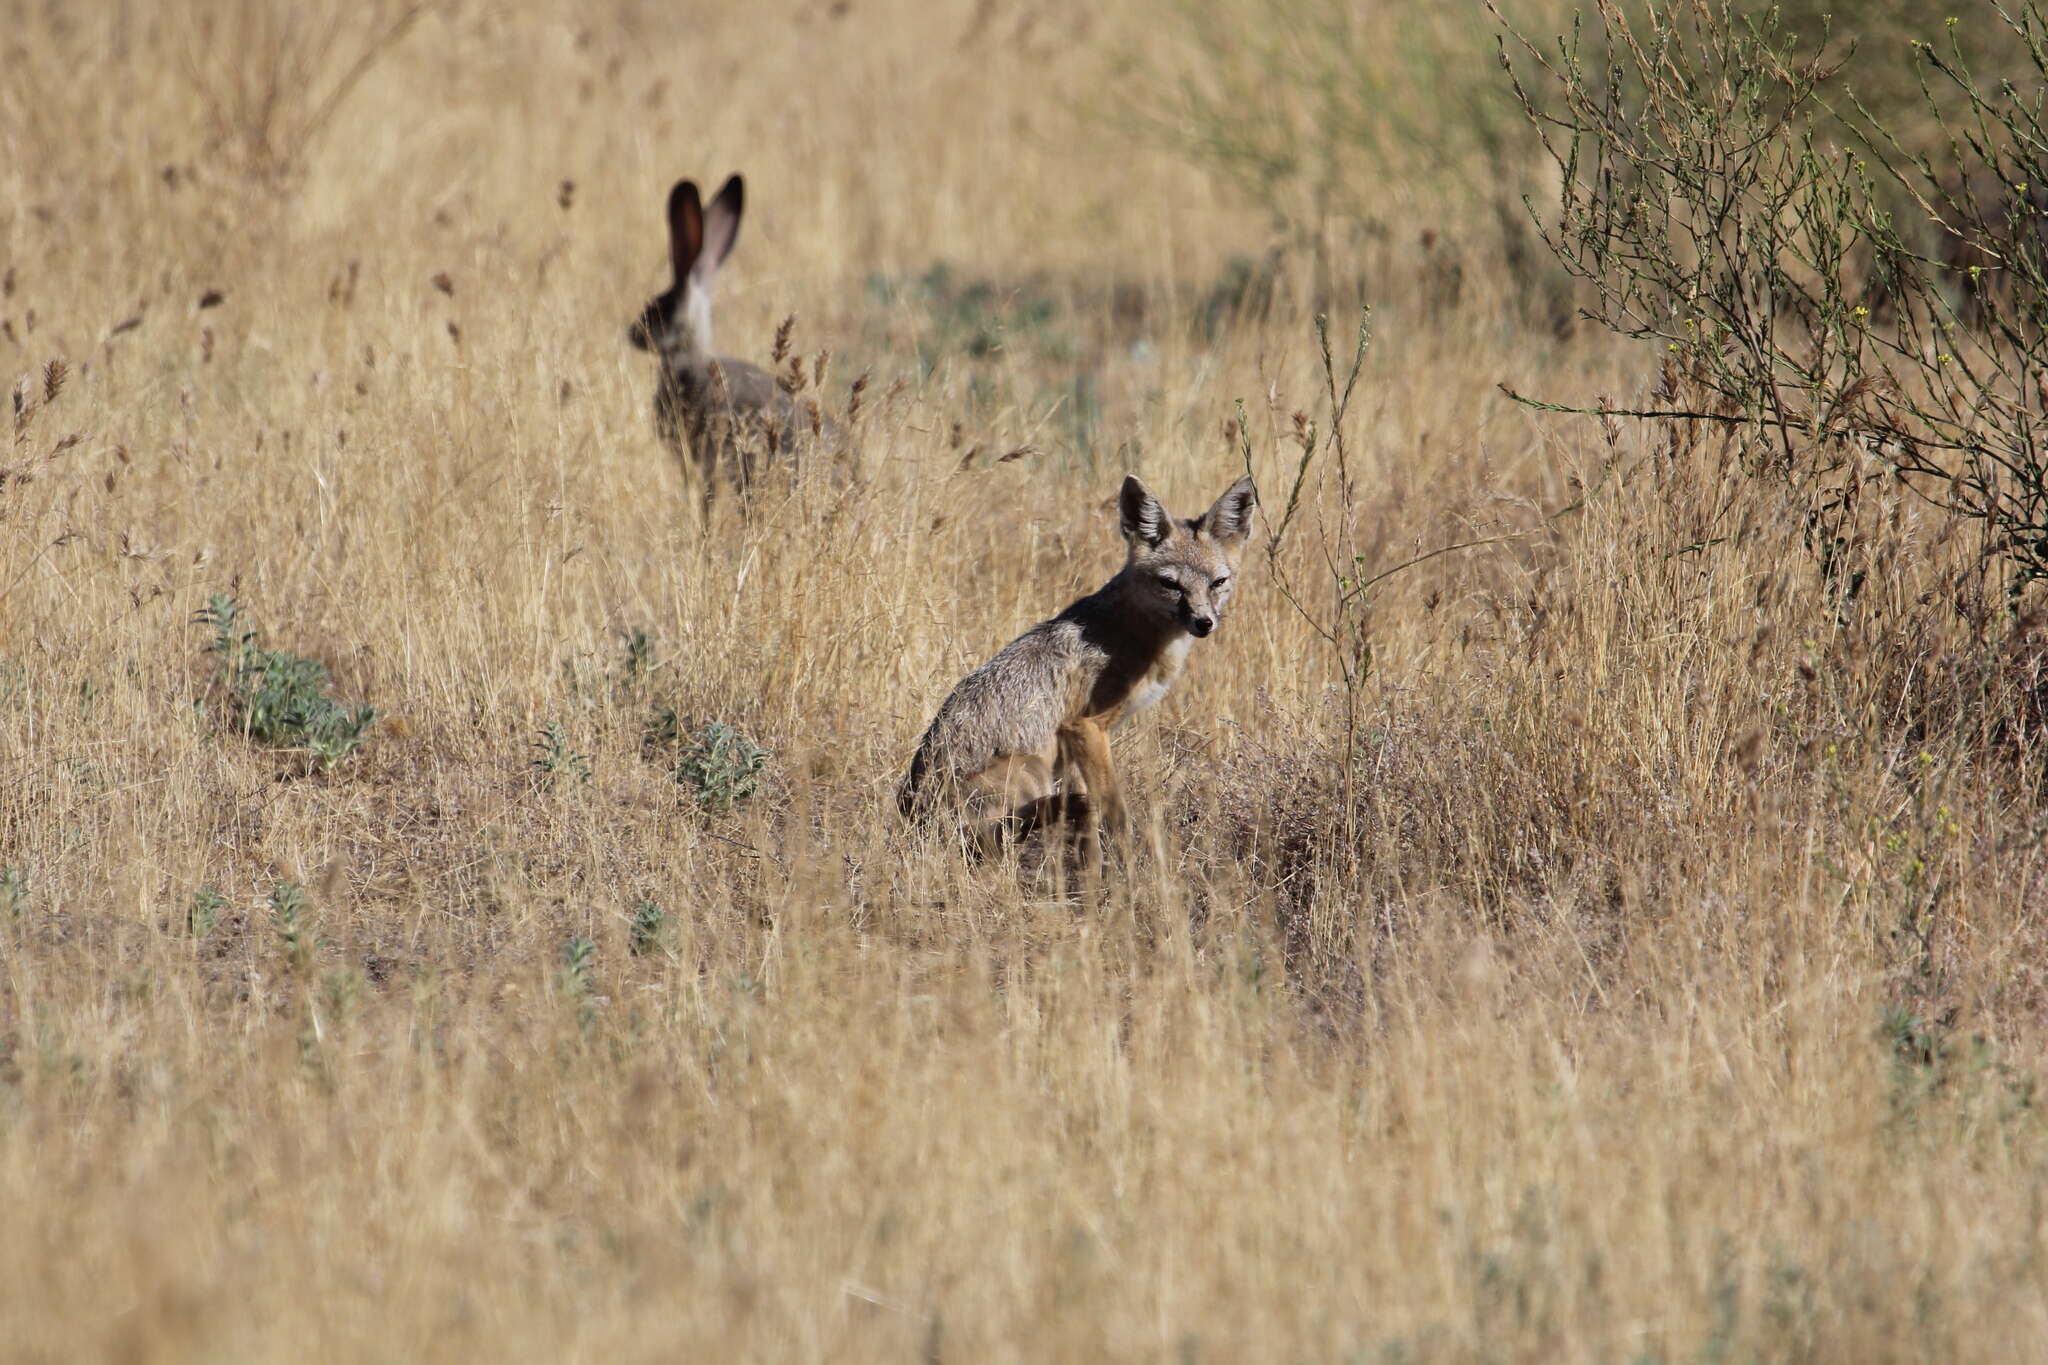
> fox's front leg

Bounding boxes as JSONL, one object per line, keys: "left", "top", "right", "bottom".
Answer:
{"left": 1057, "top": 719, "right": 1126, "bottom": 868}
{"left": 1064, "top": 719, "right": 1125, "bottom": 830}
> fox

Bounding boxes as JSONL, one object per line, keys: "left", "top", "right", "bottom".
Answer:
{"left": 898, "top": 473, "right": 1259, "bottom": 857}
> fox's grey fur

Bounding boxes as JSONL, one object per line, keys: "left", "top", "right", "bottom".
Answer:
{"left": 626, "top": 174, "right": 817, "bottom": 494}
{"left": 899, "top": 474, "right": 1258, "bottom": 856}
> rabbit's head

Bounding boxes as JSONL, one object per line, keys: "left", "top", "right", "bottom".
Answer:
{"left": 627, "top": 174, "right": 744, "bottom": 364}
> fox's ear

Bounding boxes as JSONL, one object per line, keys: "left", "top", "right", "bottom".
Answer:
{"left": 1199, "top": 476, "right": 1258, "bottom": 547}
{"left": 694, "top": 174, "right": 744, "bottom": 284}
{"left": 1119, "top": 475, "right": 1171, "bottom": 547}
{"left": 666, "top": 179, "right": 704, "bottom": 284}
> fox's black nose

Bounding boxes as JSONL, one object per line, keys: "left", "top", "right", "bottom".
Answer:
{"left": 1189, "top": 615, "right": 1215, "bottom": 637}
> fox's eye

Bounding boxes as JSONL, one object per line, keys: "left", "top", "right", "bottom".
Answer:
{"left": 1156, "top": 574, "right": 1180, "bottom": 592}
{"left": 1212, "top": 575, "right": 1230, "bottom": 590}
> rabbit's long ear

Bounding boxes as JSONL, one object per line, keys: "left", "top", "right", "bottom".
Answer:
{"left": 667, "top": 179, "right": 704, "bottom": 284}
{"left": 695, "top": 175, "right": 745, "bottom": 284}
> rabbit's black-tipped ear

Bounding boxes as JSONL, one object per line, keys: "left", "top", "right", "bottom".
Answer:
{"left": 1119, "top": 475, "right": 1171, "bottom": 547}
{"left": 695, "top": 174, "right": 744, "bottom": 283}
{"left": 666, "top": 179, "right": 704, "bottom": 283}
{"left": 1198, "top": 476, "right": 1259, "bottom": 547}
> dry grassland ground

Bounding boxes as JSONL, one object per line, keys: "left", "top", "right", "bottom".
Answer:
{"left": 4, "top": 0, "right": 2048, "bottom": 1360}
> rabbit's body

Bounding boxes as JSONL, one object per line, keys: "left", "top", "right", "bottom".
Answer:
{"left": 651, "top": 352, "right": 808, "bottom": 489}
{"left": 628, "top": 174, "right": 826, "bottom": 496}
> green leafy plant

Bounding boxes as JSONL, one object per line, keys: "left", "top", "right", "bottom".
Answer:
{"left": 673, "top": 721, "right": 769, "bottom": 813}
{"left": 530, "top": 720, "right": 591, "bottom": 785}
{"left": 628, "top": 900, "right": 672, "bottom": 958}
{"left": 268, "top": 880, "right": 319, "bottom": 975}
{"left": 196, "top": 595, "right": 375, "bottom": 765}
{"left": 0, "top": 865, "right": 27, "bottom": 919}
{"left": 188, "top": 884, "right": 225, "bottom": 938}
{"left": 560, "top": 935, "right": 599, "bottom": 1029}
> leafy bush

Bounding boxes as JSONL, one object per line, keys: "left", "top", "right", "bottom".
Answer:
{"left": 560, "top": 935, "right": 599, "bottom": 1030}
{"left": 196, "top": 595, "right": 375, "bottom": 765}
{"left": 1495, "top": 0, "right": 2048, "bottom": 592}
{"left": 188, "top": 885, "right": 225, "bottom": 938}
{"left": 530, "top": 720, "right": 592, "bottom": 785}
{"left": 672, "top": 720, "right": 769, "bottom": 814}
{"left": 268, "top": 880, "right": 318, "bottom": 975}
{"left": 628, "top": 900, "right": 671, "bottom": 957}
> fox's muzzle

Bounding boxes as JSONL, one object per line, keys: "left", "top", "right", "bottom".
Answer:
{"left": 1187, "top": 614, "right": 1215, "bottom": 637}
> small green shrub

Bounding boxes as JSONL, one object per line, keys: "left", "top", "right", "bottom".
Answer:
{"left": 560, "top": 935, "right": 600, "bottom": 1030}
{"left": 530, "top": 720, "right": 591, "bottom": 785}
{"left": 268, "top": 880, "right": 319, "bottom": 975}
{"left": 196, "top": 595, "right": 374, "bottom": 765}
{"left": 188, "top": 884, "right": 225, "bottom": 938}
{"left": 561, "top": 935, "right": 596, "bottom": 987}
{"left": 0, "top": 865, "right": 27, "bottom": 919}
{"left": 628, "top": 900, "right": 671, "bottom": 957}
{"left": 673, "top": 721, "right": 769, "bottom": 813}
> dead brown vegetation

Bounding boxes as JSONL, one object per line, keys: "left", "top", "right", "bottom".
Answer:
{"left": 1, "top": 0, "right": 2046, "bottom": 1360}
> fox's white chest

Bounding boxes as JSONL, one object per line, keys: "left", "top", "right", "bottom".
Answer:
{"left": 1116, "top": 635, "right": 1194, "bottom": 726}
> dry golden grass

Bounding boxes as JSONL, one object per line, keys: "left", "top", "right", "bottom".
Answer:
{"left": 4, "top": 1, "right": 2048, "bottom": 1360}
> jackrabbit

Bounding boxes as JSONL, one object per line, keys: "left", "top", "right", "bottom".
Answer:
{"left": 626, "top": 174, "right": 823, "bottom": 495}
